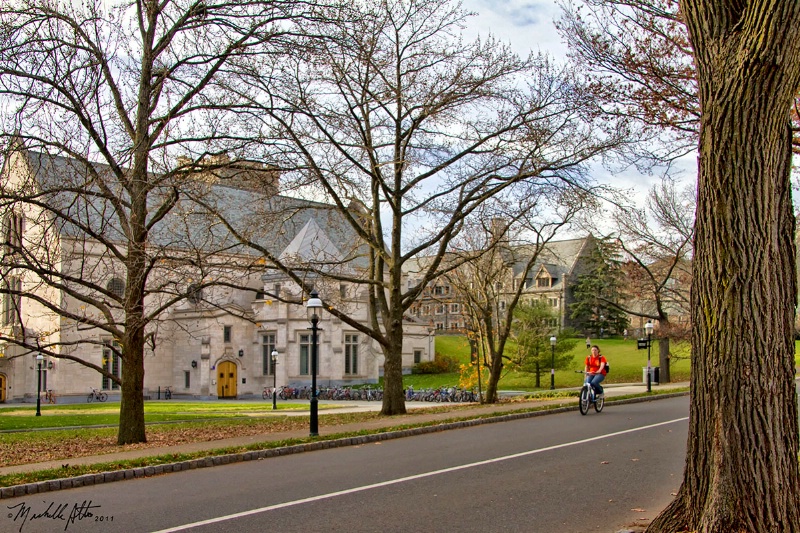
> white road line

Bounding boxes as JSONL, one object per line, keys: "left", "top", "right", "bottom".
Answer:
{"left": 153, "top": 417, "right": 688, "bottom": 533}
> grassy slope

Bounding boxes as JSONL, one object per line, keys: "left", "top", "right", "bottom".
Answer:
{"left": 400, "top": 335, "right": 701, "bottom": 392}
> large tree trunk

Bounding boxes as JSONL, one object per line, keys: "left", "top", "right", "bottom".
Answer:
{"left": 648, "top": 2, "right": 800, "bottom": 531}
{"left": 658, "top": 336, "right": 670, "bottom": 384}
{"left": 117, "top": 156, "right": 149, "bottom": 444}
{"left": 118, "top": 335, "right": 146, "bottom": 445}
{"left": 484, "top": 345, "right": 502, "bottom": 403}
{"left": 117, "top": 259, "right": 147, "bottom": 444}
{"left": 380, "top": 316, "right": 407, "bottom": 415}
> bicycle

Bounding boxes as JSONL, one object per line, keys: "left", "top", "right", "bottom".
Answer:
{"left": 164, "top": 386, "right": 172, "bottom": 400}
{"left": 577, "top": 371, "right": 604, "bottom": 415}
{"left": 45, "top": 389, "right": 56, "bottom": 404}
{"left": 87, "top": 388, "right": 108, "bottom": 403}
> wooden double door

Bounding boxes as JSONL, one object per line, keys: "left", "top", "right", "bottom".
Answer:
{"left": 216, "top": 361, "right": 237, "bottom": 398}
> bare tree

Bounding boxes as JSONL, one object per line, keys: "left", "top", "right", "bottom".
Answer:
{"left": 557, "top": 0, "right": 800, "bottom": 160}
{"left": 610, "top": 176, "right": 694, "bottom": 382}
{"left": 203, "top": 0, "right": 628, "bottom": 415}
{"left": 646, "top": 0, "right": 800, "bottom": 530}
{"left": 443, "top": 184, "right": 599, "bottom": 402}
{"left": 556, "top": 0, "right": 698, "bottom": 164}
{"left": 0, "top": 0, "right": 336, "bottom": 444}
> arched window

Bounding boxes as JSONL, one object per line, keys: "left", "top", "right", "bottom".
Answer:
{"left": 107, "top": 277, "right": 125, "bottom": 299}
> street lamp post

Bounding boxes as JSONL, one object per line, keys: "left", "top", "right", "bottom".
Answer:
{"left": 35, "top": 353, "right": 43, "bottom": 416}
{"left": 549, "top": 336, "right": 557, "bottom": 390}
{"left": 306, "top": 289, "right": 323, "bottom": 437}
{"left": 271, "top": 349, "right": 278, "bottom": 411}
{"left": 645, "top": 320, "right": 654, "bottom": 392}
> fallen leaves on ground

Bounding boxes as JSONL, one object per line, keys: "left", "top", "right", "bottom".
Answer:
{"left": 0, "top": 413, "right": 383, "bottom": 468}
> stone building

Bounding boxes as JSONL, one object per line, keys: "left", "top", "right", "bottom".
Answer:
{"left": 0, "top": 147, "right": 432, "bottom": 402}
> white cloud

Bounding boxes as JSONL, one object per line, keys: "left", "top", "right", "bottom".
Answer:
{"left": 462, "top": 0, "right": 567, "bottom": 58}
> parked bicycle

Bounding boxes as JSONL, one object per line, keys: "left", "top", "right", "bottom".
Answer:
{"left": 576, "top": 371, "right": 604, "bottom": 415}
{"left": 87, "top": 388, "right": 108, "bottom": 403}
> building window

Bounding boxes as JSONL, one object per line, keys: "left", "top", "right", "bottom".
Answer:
{"left": 102, "top": 341, "right": 121, "bottom": 390}
{"left": 3, "top": 212, "right": 23, "bottom": 253}
{"left": 339, "top": 283, "right": 347, "bottom": 299}
{"left": 451, "top": 322, "right": 460, "bottom": 330}
{"left": 262, "top": 333, "right": 276, "bottom": 375}
{"left": 422, "top": 305, "right": 430, "bottom": 316}
{"left": 184, "top": 371, "right": 191, "bottom": 389}
{"left": 435, "top": 305, "right": 445, "bottom": 315}
{"left": 107, "top": 277, "right": 125, "bottom": 299}
{"left": 499, "top": 301, "right": 506, "bottom": 311}
{"left": 40, "top": 369, "right": 47, "bottom": 392}
{"left": 436, "top": 322, "right": 444, "bottom": 330}
{"left": 187, "top": 283, "right": 203, "bottom": 304}
{"left": 537, "top": 277, "right": 551, "bottom": 288}
{"left": 433, "top": 285, "right": 450, "bottom": 296}
{"left": 450, "top": 303, "right": 460, "bottom": 313}
{"left": 273, "top": 283, "right": 281, "bottom": 296}
{"left": 2, "top": 276, "right": 21, "bottom": 325}
{"left": 223, "top": 325, "right": 231, "bottom": 343}
{"left": 345, "top": 334, "right": 358, "bottom": 375}
{"left": 549, "top": 297, "right": 559, "bottom": 307}
{"left": 299, "top": 334, "right": 317, "bottom": 375}
{"left": 414, "top": 349, "right": 422, "bottom": 364}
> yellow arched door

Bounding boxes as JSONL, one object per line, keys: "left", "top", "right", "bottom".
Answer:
{"left": 217, "top": 361, "right": 237, "bottom": 399}
{"left": 0, "top": 374, "right": 6, "bottom": 402}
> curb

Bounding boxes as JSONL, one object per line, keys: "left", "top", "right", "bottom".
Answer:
{"left": 0, "top": 392, "right": 688, "bottom": 499}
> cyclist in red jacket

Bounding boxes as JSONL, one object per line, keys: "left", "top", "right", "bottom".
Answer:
{"left": 584, "top": 345, "right": 608, "bottom": 397}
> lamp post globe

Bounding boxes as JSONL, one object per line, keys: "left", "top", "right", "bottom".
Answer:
{"left": 645, "top": 320, "right": 654, "bottom": 392}
{"left": 549, "top": 336, "right": 557, "bottom": 390}
{"left": 306, "top": 290, "right": 323, "bottom": 437}
{"left": 271, "top": 349, "right": 278, "bottom": 411}
{"left": 35, "top": 353, "right": 44, "bottom": 416}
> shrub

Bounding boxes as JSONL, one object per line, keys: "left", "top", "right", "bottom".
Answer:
{"left": 412, "top": 352, "right": 460, "bottom": 374}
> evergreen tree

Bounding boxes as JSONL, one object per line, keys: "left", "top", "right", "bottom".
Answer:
{"left": 511, "top": 300, "right": 577, "bottom": 387}
{"left": 570, "top": 239, "right": 628, "bottom": 335}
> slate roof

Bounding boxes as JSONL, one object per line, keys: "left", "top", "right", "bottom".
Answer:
{"left": 12, "top": 149, "right": 361, "bottom": 262}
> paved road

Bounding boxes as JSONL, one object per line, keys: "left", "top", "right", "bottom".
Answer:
{"left": 1, "top": 396, "right": 689, "bottom": 533}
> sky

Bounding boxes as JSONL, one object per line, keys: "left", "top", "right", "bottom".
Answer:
{"left": 462, "top": 0, "right": 567, "bottom": 58}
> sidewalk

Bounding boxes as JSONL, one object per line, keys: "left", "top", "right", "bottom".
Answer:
{"left": 0, "top": 381, "right": 689, "bottom": 482}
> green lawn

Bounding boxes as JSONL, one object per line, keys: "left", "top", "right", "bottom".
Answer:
{"left": 399, "top": 334, "right": 695, "bottom": 392}
{"left": 0, "top": 402, "right": 308, "bottom": 431}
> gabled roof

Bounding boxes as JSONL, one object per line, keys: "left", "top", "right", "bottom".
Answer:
{"left": 279, "top": 218, "right": 343, "bottom": 264}
{"left": 511, "top": 237, "right": 592, "bottom": 280}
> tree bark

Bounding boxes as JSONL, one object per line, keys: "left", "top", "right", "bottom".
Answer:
{"left": 380, "top": 318, "right": 407, "bottom": 415}
{"left": 648, "top": 1, "right": 800, "bottom": 531}
{"left": 658, "top": 336, "right": 670, "bottom": 384}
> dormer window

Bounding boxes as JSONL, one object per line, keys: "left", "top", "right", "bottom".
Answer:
{"left": 536, "top": 277, "right": 551, "bottom": 288}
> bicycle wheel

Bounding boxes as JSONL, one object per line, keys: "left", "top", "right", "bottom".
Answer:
{"left": 87, "top": 393, "right": 94, "bottom": 403}
{"left": 99, "top": 392, "right": 108, "bottom": 402}
{"left": 594, "top": 393, "right": 605, "bottom": 412}
{"left": 579, "top": 386, "right": 590, "bottom": 415}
